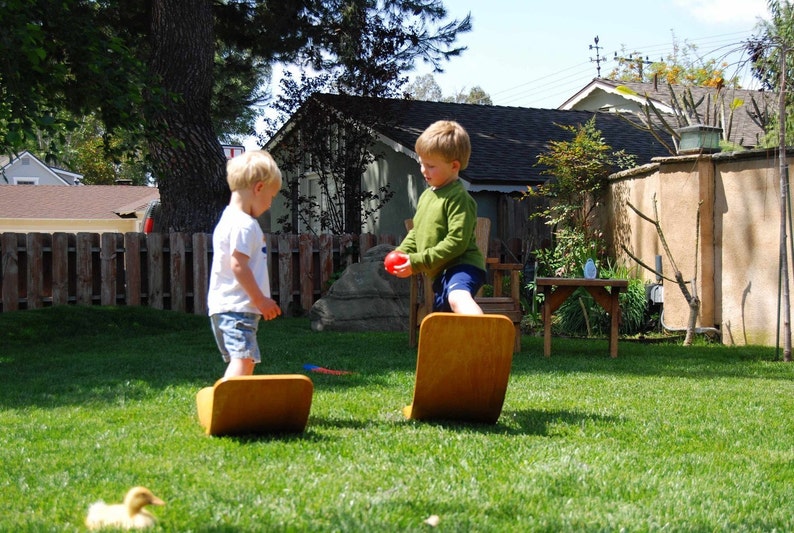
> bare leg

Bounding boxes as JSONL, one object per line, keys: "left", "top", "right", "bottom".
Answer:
{"left": 224, "top": 358, "right": 255, "bottom": 378}
{"left": 448, "top": 289, "right": 483, "bottom": 315}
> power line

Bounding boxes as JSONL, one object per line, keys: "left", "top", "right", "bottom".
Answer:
{"left": 485, "top": 29, "right": 762, "bottom": 108}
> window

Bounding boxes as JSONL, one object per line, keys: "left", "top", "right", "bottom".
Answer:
{"left": 14, "top": 177, "right": 38, "bottom": 185}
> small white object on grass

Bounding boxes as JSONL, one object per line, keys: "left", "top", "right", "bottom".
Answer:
{"left": 424, "top": 514, "right": 440, "bottom": 527}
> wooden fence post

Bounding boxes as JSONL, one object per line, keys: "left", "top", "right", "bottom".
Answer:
{"left": 51, "top": 233, "right": 69, "bottom": 306}
{"left": 193, "top": 233, "right": 210, "bottom": 316}
{"left": 299, "top": 234, "right": 314, "bottom": 312}
{"left": 278, "top": 234, "right": 293, "bottom": 314}
{"left": 76, "top": 233, "right": 94, "bottom": 305}
{"left": 124, "top": 233, "right": 142, "bottom": 307}
{"left": 26, "top": 233, "right": 45, "bottom": 309}
{"left": 100, "top": 233, "right": 118, "bottom": 306}
{"left": 170, "top": 233, "right": 187, "bottom": 313}
{"left": 318, "top": 233, "right": 334, "bottom": 296}
{"left": 2, "top": 233, "right": 20, "bottom": 311}
{"left": 147, "top": 233, "right": 164, "bottom": 309}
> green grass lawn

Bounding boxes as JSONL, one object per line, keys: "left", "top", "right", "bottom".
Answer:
{"left": 2, "top": 306, "right": 793, "bottom": 532}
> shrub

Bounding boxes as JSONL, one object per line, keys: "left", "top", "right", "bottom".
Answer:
{"left": 554, "top": 262, "right": 647, "bottom": 337}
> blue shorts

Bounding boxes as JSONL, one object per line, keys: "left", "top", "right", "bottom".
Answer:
{"left": 432, "top": 264, "right": 487, "bottom": 312}
{"left": 210, "top": 312, "right": 262, "bottom": 364}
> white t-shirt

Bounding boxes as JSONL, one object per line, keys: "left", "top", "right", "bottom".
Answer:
{"left": 207, "top": 206, "right": 271, "bottom": 316}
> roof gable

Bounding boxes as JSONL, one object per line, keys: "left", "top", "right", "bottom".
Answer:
{"left": 560, "top": 78, "right": 774, "bottom": 147}
{"left": 267, "top": 94, "right": 669, "bottom": 191}
{"left": 1, "top": 151, "right": 81, "bottom": 185}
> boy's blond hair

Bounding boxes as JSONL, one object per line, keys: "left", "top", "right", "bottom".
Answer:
{"left": 414, "top": 120, "right": 471, "bottom": 170}
{"left": 226, "top": 150, "right": 282, "bottom": 192}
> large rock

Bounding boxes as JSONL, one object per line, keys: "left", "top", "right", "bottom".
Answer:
{"left": 309, "top": 244, "right": 410, "bottom": 332}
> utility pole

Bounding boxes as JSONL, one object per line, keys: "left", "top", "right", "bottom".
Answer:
{"left": 613, "top": 52, "right": 653, "bottom": 81}
{"left": 589, "top": 36, "right": 603, "bottom": 78}
{"left": 777, "top": 44, "right": 792, "bottom": 361}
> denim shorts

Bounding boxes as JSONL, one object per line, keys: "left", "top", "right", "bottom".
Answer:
{"left": 432, "top": 264, "right": 487, "bottom": 312}
{"left": 210, "top": 312, "right": 262, "bottom": 363}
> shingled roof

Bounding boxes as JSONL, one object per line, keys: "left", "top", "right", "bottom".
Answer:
{"left": 560, "top": 78, "right": 774, "bottom": 148}
{"left": 285, "top": 94, "right": 669, "bottom": 192}
{"left": 0, "top": 184, "right": 159, "bottom": 220}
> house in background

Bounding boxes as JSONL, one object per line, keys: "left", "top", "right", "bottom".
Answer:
{"left": 0, "top": 185, "right": 159, "bottom": 233}
{"left": 264, "top": 94, "right": 669, "bottom": 252}
{"left": 1, "top": 150, "right": 83, "bottom": 186}
{"left": 560, "top": 78, "right": 774, "bottom": 149}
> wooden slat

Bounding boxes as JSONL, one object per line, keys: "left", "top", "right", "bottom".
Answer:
{"left": 51, "top": 233, "right": 70, "bottom": 306}
{"left": 359, "top": 233, "right": 375, "bottom": 258}
{"left": 278, "top": 234, "right": 293, "bottom": 313}
{"left": 124, "top": 233, "right": 142, "bottom": 306}
{"left": 76, "top": 233, "right": 94, "bottom": 305}
{"left": 299, "top": 234, "right": 314, "bottom": 313}
{"left": 147, "top": 233, "right": 164, "bottom": 309}
{"left": 1, "top": 233, "right": 20, "bottom": 311}
{"left": 170, "top": 233, "right": 187, "bottom": 312}
{"left": 100, "top": 233, "right": 117, "bottom": 306}
{"left": 26, "top": 233, "right": 45, "bottom": 309}
{"left": 318, "top": 234, "right": 334, "bottom": 296}
{"left": 192, "top": 233, "right": 210, "bottom": 316}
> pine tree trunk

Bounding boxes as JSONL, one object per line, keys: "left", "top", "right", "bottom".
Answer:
{"left": 147, "top": 0, "right": 228, "bottom": 233}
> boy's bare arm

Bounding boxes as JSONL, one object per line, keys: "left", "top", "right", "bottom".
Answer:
{"left": 230, "top": 250, "right": 282, "bottom": 320}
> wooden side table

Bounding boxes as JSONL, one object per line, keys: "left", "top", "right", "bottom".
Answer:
{"left": 535, "top": 277, "right": 629, "bottom": 358}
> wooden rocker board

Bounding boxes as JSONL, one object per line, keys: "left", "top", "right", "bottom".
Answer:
{"left": 403, "top": 313, "right": 515, "bottom": 424}
{"left": 196, "top": 375, "right": 313, "bottom": 436}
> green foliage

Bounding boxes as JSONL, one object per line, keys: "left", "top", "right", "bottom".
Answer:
{"left": 555, "top": 262, "right": 648, "bottom": 337}
{"left": 529, "top": 116, "right": 636, "bottom": 239}
{"left": 525, "top": 117, "right": 637, "bottom": 325}
{"left": 608, "top": 35, "right": 738, "bottom": 87}
{"left": 2, "top": 307, "right": 794, "bottom": 531}
{"left": 2, "top": 1, "right": 472, "bottom": 233}
{"left": 533, "top": 227, "right": 605, "bottom": 278}
{"left": 748, "top": 0, "right": 794, "bottom": 145}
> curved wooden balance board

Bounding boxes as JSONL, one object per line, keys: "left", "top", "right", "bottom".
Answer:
{"left": 196, "top": 375, "right": 313, "bottom": 436}
{"left": 403, "top": 313, "right": 515, "bottom": 424}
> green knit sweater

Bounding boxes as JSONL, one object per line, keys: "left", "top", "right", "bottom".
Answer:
{"left": 397, "top": 179, "right": 485, "bottom": 281}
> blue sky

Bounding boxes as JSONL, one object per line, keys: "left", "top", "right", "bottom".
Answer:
{"left": 248, "top": 0, "right": 771, "bottom": 147}
{"left": 412, "top": 0, "right": 771, "bottom": 108}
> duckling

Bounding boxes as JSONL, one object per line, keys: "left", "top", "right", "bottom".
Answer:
{"left": 85, "top": 486, "right": 165, "bottom": 530}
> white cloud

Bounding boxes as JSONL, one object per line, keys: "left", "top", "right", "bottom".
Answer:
{"left": 673, "top": 0, "right": 769, "bottom": 25}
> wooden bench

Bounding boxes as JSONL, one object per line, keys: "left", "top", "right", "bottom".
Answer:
{"left": 535, "top": 277, "right": 629, "bottom": 358}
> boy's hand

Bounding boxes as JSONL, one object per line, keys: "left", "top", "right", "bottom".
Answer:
{"left": 389, "top": 251, "right": 413, "bottom": 278}
{"left": 258, "top": 297, "right": 282, "bottom": 320}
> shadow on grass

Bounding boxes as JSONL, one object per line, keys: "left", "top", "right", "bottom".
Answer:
{"left": 512, "top": 334, "right": 789, "bottom": 381}
{"left": 303, "top": 408, "right": 614, "bottom": 438}
{"left": 2, "top": 306, "right": 791, "bottom": 411}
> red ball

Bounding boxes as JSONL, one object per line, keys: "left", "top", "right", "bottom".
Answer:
{"left": 384, "top": 250, "right": 403, "bottom": 274}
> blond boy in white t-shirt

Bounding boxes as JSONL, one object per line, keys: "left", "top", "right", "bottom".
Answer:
{"left": 208, "top": 150, "right": 282, "bottom": 377}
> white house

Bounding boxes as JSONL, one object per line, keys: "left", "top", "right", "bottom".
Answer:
{"left": 0, "top": 150, "right": 83, "bottom": 186}
{"left": 560, "top": 78, "right": 774, "bottom": 148}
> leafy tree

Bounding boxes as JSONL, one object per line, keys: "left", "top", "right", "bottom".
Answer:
{"left": 526, "top": 117, "right": 636, "bottom": 276}
{"left": 259, "top": 3, "right": 470, "bottom": 235}
{"left": 405, "top": 73, "right": 491, "bottom": 104}
{"left": 406, "top": 73, "right": 444, "bottom": 101}
{"left": 65, "top": 115, "right": 150, "bottom": 185}
{"left": 608, "top": 34, "right": 738, "bottom": 88}
{"left": 613, "top": 83, "right": 752, "bottom": 154}
{"left": 1, "top": 0, "right": 470, "bottom": 232}
{"left": 264, "top": 76, "right": 396, "bottom": 234}
{"left": 748, "top": 0, "right": 794, "bottom": 147}
{"left": 443, "top": 86, "right": 492, "bottom": 105}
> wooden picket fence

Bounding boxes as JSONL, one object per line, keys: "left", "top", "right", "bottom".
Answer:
{"left": 0, "top": 231, "right": 401, "bottom": 316}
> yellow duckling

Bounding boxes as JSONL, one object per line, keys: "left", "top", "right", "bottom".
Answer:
{"left": 85, "top": 486, "right": 165, "bottom": 530}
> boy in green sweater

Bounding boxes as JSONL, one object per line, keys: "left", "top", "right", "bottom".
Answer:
{"left": 388, "top": 120, "right": 486, "bottom": 314}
